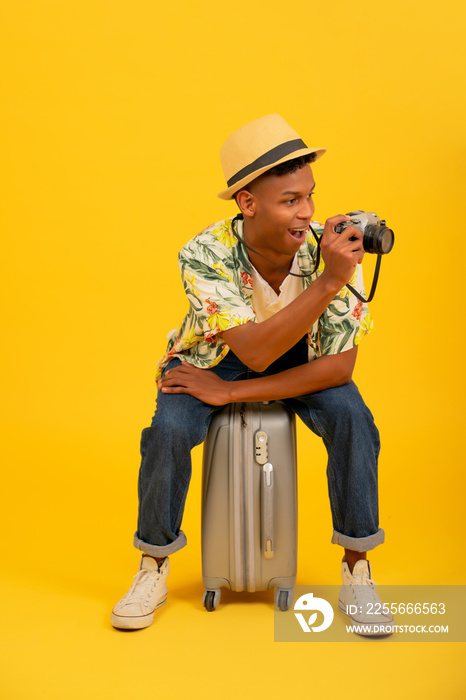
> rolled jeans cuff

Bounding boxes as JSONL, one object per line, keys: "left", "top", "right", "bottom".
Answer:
{"left": 133, "top": 530, "right": 187, "bottom": 557}
{"left": 331, "top": 528, "right": 385, "bottom": 552}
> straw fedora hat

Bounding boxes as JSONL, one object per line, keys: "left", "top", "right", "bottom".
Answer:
{"left": 218, "top": 114, "right": 326, "bottom": 200}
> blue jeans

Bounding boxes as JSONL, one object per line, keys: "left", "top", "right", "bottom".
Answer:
{"left": 134, "top": 340, "right": 384, "bottom": 557}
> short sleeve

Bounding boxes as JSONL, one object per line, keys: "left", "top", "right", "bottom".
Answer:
{"left": 179, "top": 243, "right": 256, "bottom": 342}
{"left": 319, "top": 264, "right": 374, "bottom": 355}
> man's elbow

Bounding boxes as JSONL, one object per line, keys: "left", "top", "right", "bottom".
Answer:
{"left": 231, "top": 348, "right": 271, "bottom": 373}
{"left": 250, "top": 360, "right": 272, "bottom": 373}
{"left": 331, "top": 347, "right": 357, "bottom": 387}
{"left": 335, "top": 361, "right": 355, "bottom": 387}
{"left": 341, "top": 368, "right": 354, "bottom": 385}
{"left": 221, "top": 326, "right": 272, "bottom": 373}
{"left": 243, "top": 354, "right": 271, "bottom": 373}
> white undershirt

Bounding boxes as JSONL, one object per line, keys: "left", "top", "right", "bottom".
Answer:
{"left": 250, "top": 255, "right": 303, "bottom": 322}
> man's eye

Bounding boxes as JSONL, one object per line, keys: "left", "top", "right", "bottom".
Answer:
{"left": 287, "top": 198, "right": 297, "bottom": 204}
{"left": 308, "top": 191, "right": 316, "bottom": 198}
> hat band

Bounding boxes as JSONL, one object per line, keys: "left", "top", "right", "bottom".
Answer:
{"left": 226, "top": 138, "right": 308, "bottom": 187}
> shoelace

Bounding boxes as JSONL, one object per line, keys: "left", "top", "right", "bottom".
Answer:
{"left": 124, "top": 569, "right": 162, "bottom": 602}
{"left": 349, "top": 572, "right": 392, "bottom": 613}
{"left": 353, "top": 572, "right": 376, "bottom": 586}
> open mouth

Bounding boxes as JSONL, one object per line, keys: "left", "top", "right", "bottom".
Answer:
{"left": 287, "top": 227, "right": 308, "bottom": 242}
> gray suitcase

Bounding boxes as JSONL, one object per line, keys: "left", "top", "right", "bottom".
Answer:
{"left": 201, "top": 401, "right": 298, "bottom": 612}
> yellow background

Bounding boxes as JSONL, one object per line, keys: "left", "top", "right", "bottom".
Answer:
{"left": 1, "top": 1, "right": 465, "bottom": 697}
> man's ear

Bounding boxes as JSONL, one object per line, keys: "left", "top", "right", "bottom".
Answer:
{"left": 235, "top": 189, "right": 256, "bottom": 218}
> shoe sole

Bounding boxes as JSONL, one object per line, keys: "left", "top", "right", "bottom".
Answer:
{"left": 338, "top": 599, "right": 395, "bottom": 637}
{"left": 111, "top": 595, "right": 167, "bottom": 630}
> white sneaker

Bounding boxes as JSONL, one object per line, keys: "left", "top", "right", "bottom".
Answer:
{"left": 111, "top": 556, "right": 169, "bottom": 630}
{"left": 338, "top": 559, "right": 395, "bottom": 637}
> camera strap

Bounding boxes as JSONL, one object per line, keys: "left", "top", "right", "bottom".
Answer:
{"left": 231, "top": 214, "right": 316, "bottom": 278}
{"left": 345, "top": 254, "right": 382, "bottom": 303}
{"left": 231, "top": 214, "right": 382, "bottom": 303}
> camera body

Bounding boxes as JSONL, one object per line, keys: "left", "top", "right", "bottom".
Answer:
{"left": 335, "top": 210, "right": 394, "bottom": 255}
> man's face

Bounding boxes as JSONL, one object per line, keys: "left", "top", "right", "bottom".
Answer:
{"left": 243, "top": 165, "right": 316, "bottom": 259}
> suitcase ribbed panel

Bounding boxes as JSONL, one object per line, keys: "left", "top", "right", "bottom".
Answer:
{"left": 243, "top": 411, "right": 256, "bottom": 592}
{"left": 230, "top": 405, "right": 244, "bottom": 591}
{"left": 202, "top": 423, "right": 230, "bottom": 583}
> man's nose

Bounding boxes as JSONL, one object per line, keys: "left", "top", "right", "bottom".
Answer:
{"left": 298, "top": 198, "right": 314, "bottom": 219}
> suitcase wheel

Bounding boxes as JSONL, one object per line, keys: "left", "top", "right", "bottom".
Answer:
{"left": 276, "top": 588, "right": 293, "bottom": 612}
{"left": 203, "top": 589, "right": 221, "bottom": 612}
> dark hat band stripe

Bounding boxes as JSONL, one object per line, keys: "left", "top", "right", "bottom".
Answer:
{"left": 227, "top": 138, "right": 308, "bottom": 188}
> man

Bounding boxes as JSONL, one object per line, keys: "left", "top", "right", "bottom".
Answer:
{"left": 111, "top": 114, "right": 394, "bottom": 635}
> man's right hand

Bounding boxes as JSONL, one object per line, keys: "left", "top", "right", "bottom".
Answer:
{"left": 319, "top": 215, "right": 364, "bottom": 290}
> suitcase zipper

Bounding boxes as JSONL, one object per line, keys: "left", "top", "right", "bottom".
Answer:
{"left": 239, "top": 402, "right": 247, "bottom": 427}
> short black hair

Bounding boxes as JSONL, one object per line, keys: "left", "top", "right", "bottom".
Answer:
{"left": 265, "top": 153, "right": 315, "bottom": 178}
{"left": 234, "top": 153, "right": 315, "bottom": 202}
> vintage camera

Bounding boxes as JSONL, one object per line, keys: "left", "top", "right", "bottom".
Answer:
{"left": 335, "top": 210, "right": 394, "bottom": 255}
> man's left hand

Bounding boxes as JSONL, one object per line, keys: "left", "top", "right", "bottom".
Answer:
{"left": 158, "top": 362, "right": 231, "bottom": 405}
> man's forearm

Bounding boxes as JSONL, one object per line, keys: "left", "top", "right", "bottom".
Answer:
{"left": 226, "top": 347, "right": 358, "bottom": 402}
{"left": 220, "top": 219, "right": 365, "bottom": 372}
{"left": 220, "top": 274, "right": 340, "bottom": 372}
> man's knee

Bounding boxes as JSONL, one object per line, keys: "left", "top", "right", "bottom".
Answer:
{"left": 326, "top": 382, "right": 379, "bottom": 447}
{"left": 141, "top": 395, "right": 211, "bottom": 453}
{"left": 300, "top": 381, "right": 379, "bottom": 445}
{"left": 316, "top": 381, "right": 372, "bottom": 418}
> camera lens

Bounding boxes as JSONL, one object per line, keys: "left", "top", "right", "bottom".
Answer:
{"left": 363, "top": 225, "right": 394, "bottom": 255}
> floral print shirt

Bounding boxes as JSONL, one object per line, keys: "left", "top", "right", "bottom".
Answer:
{"left": 155, "top": 216, "right": 373, "bottom": 379}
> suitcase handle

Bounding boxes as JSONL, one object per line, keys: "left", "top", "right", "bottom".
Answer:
{"left": 261, "top": 462, "right": 274, "bottom": 559}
